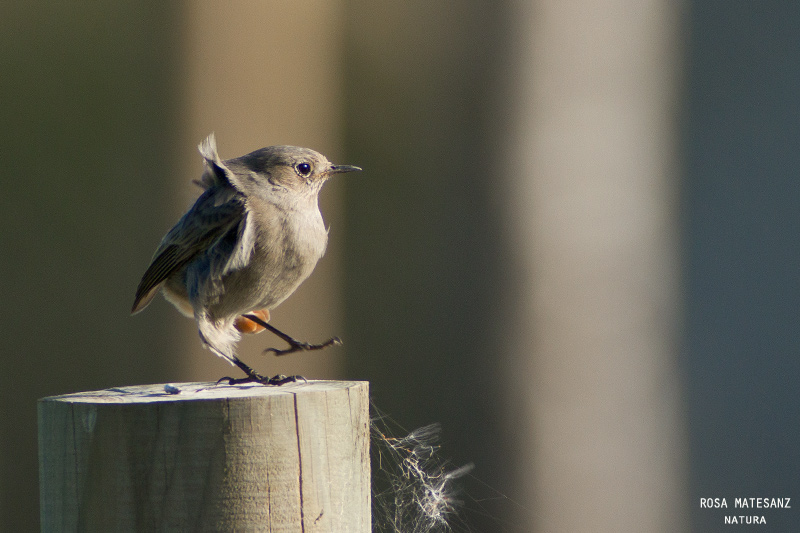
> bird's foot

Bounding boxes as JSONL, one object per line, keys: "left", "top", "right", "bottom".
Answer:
{"left": 265, "top": 336, "right": 343, "bottom": 357}
{"left": 217, "top": 372, "right": 306, "bottom": 386}
{"left": 217, "top": 356, "right": 306, "bottom": 386}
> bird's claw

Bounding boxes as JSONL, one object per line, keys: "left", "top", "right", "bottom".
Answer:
{"left": 217, "top": 373, "right": 306, "bottom": 386}
{"left": 264, "top": 336, "right": 342, "bottom": 357}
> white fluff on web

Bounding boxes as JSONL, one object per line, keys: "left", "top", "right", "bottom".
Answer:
{"left": 371, "top": 406, "right": 474, "bottom": 533}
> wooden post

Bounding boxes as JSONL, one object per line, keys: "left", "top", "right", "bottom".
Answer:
{"left": 38, "top": 380, "right": 370, "bottom": 532}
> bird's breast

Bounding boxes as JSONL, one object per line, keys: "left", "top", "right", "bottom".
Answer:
{"left": 222, "top": 203, "right": 327, "bottom": 314}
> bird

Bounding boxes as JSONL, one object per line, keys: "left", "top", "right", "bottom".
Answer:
{"left": 131, "top": 133, "right": 361, "bottom": 384}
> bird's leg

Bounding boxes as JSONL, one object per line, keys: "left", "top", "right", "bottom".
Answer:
{"left": 217, "top": 355, "right": 301, "bottom": 386}
{"left": 234, "top": 309, "right": 270, "bottom": 334}
{"left": 242, "top": 313, "right": 342, "bottom": 356}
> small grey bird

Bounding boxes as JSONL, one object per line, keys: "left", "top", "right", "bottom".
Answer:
{"left": 132, "top": 133, "right": 361, "bottom": 384}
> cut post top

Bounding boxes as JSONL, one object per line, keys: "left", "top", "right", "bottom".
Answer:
{"left": 39, "top": 380, "right": 367, "bottom": 405}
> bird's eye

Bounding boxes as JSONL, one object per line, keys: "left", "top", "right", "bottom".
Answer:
{"left": 296, "top": 162, "right": 312, "bottom": 176}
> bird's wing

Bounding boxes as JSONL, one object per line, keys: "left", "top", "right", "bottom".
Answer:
{"left": 131, "top": 188, "right": 248, "bottom": 314}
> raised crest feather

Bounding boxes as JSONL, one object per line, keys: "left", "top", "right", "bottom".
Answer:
{"left": 198, "top": 132, "right": 220, "bottom": 163}
{"left": 197, "top": 133, "right": 237, "bottom": 190}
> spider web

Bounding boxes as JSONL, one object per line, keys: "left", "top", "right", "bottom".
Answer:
{"left": 370, "top": 403, "right": 474, "bottom": 533}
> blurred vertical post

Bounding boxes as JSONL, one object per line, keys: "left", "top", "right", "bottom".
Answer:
{"left": 176, "top": 0, "right": 349, "bottom": 381}
{"left": 0, "top": 2, "right": 182, "bottom": 529}
{"left": 499, "top": 1, "right": 687, "bottom": 531}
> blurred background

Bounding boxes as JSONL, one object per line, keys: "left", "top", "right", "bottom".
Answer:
{"left": 2, "top": 1, "right": 799, "bottom": 531}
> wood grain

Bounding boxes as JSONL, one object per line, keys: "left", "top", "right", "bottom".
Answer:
{"left": 38, "top": 381, "right": 370, "bottom": 532}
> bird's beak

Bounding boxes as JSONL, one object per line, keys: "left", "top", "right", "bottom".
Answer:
{"left": 328, "top": 164, "right": 362, "bottom": 175}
